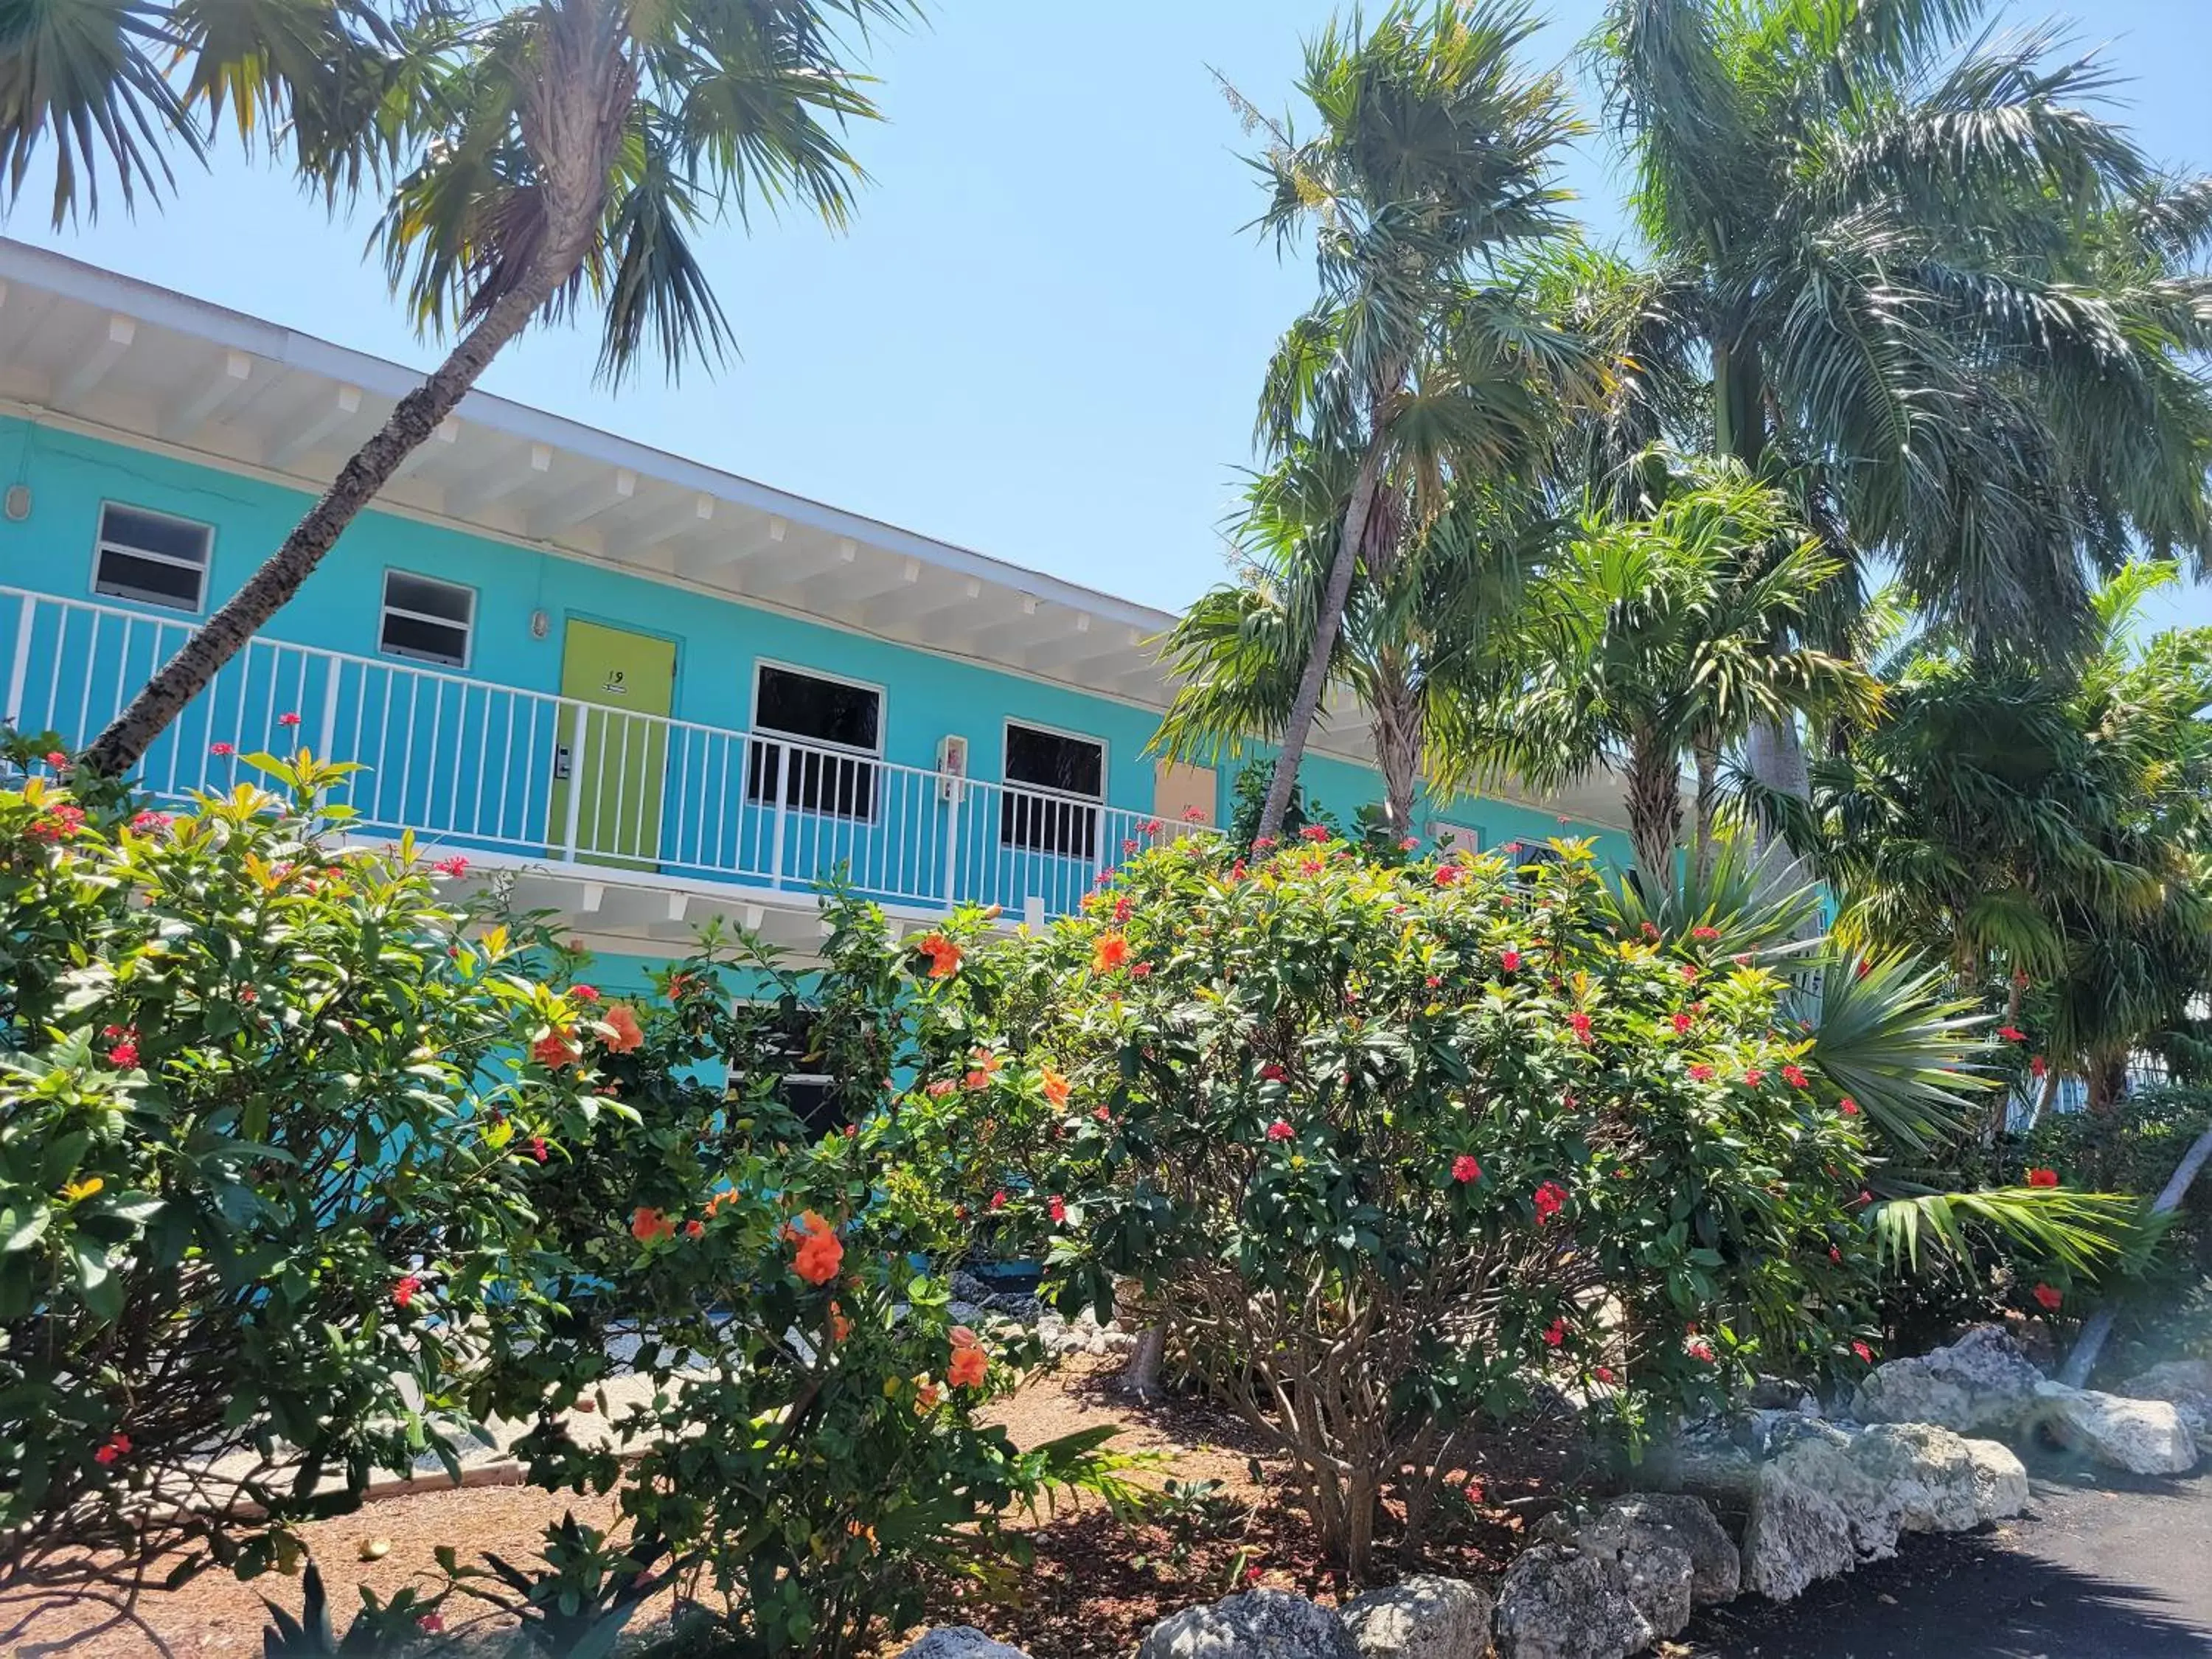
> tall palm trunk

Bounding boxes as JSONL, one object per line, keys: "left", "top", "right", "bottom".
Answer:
{"left": 2060, "top": 1121, "right": 2212, "bottom": 1387}
{"left": 1257, "top": 435, "right": 1388, "bottom": 841}
{"left": 1369, "top": 655, "right": 1422, "bottom": 836}
{"left": 83, "top": 7, "right": 633, "bottom": 776}
{"left": 1624, "top": 729, "right": 1682, "bottom": 881}
{"left": 1692, "top": 734, "right": 1720, "bottom": 881}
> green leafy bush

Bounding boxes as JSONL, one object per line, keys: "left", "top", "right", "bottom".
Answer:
{"left": 895, "top": 830, "right": 1952, "bottom": 1579}
{"left": 0, "top": 753, "right": 606, "bottom": 1591}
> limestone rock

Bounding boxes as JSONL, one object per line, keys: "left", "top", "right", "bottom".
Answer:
{"left": 1492, "top": 1545, "right": 1654, "bottom": 1659}
{"left": 1340, "top": 1573, "right": 1494, "bottom": 1659}
{"left": 2031, "top": 1382, "right": 2199, "bottom": 1475}
{"left": 1853, "top": 1324, "right": 2044, "bottom": 1435}
{"left": 1847, "top": 1423, "right": 1983, "bottom": 1537}
{"left": 896, "top": 1630, "right": 1033, "bottom": 1659}
{"left": 2123, "top": 1357, "right": 2212, "bottom": 1400}
{"left": 1961, "top": 1438, "right": 2030, "bottom": 1521}
{"left": 1137, "top": 1590, "right": 1360, "bottom": 1659}
{"left": 1740, "top": 1464, "right": 1856, "bottom": 1603}
{"left": 1576, "top": 1492, "right": 1739, "bottom": 1613}
{"left": 2121, "top": 1362, "right": 2212, "bottom": 1455}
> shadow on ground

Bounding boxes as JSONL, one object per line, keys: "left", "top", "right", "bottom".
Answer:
{"left": 1687, "top": 1455, "right": 2212, "bottom": 1658}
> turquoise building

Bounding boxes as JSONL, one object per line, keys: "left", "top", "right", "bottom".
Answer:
{"left": 0, "top": 240, "right": 1628, "bottom": 987}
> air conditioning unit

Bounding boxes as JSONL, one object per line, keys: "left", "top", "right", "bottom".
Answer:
{"left": 936, "top": 734, "right": 969, "bottom": 804}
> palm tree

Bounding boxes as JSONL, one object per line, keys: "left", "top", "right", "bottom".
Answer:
{"left": 1587, "top": 0, "right": 2212, "bottom": 800}
{"left": 1222, "top": 0, "right": 1593, "bottom": 841}
{"left": 1483, "top": 457, "right": 1876, "bottom": 881}
{"left": 0, "top": 0, "right": 911, "bottom": 775}
{"left": 1151, "top": 449, "right": 1543, "bottom": 838}
{"left": 1801, "top": 564, "right": 2212, "bottom": 1118}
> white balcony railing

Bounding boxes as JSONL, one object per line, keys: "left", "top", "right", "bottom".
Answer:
{"left": 0, "top": 586, "right": 1211, "bottom": 921}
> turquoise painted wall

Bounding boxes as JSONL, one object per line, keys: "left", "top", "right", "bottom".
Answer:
{"left": 0, "top": 416, "right": 1630, "bottom": 897}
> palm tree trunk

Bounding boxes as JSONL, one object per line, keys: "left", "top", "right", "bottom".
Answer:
{"left": 1371, "top": 661, "right": 1422, "bottom": 837}
{"left": 80, "top": 286, "right": 553, "bottom": 775}
{"left": 2059, "top": 1121, "right": 2212, "bottom": 1388}
{"left": 1257, "top": 436, "right": 1387, "bottom": 841}
{"left": 81, "top": 11, "right": 634, "bottom": 776}
{"left": 1624, "top": 731, "right": 1682, "bottom": 882}
{"left": 1692, "top": 735, "right": 1719, "bottom": 881}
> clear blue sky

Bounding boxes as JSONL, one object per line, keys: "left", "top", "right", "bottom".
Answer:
{"left": 7, "top": 0, "right": 2209, "bottom": 629}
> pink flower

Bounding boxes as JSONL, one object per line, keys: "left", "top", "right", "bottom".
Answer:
{"left": 1131, "top": 961, "right": 1152, "bottom": 978}
{"left": 277, "top": 711, "right": 301, "bottom": 728}
{"left": 927, "top": 1078, "right": 957, "bottom": 1098}
{"left": 2029, "top": 1055, "right": 2049, "bottom": 1079}
{"left": 44, "top": 750, "right": 69, "bottom": 770}
{"left": 93, "top": 1433, "right": 131, "bottom": 1467}
{"left": 1743, "top": 1068, "right": 1765, "bottom": 1087}
{"left": 1048, "top": 1194, "right": 1067, "bottom": 1224}
{"left": 988, "top": 1189, "right": 1007, "bottom": 1211}
{"left": 1184, "top": 805, "right": 1206, "bottom": 821}
{"left": 1781, "top": 1064, "right": 1809, "bottom": 1089}
{"left": 1691, "top": 925, "right": 1720, "bottom": 942}
{"left": 1245, "top": 1565, "right": 1264, "bottom": 1587}
{"left": 1640, "top": 920, "right": 1660, "bottom": 941}
{"left": 1680, "top": 963, "right": 1699, "bottom": 982}
{"left": 1543, "top": 1318, "right": 1566, "bottom": 1348}
{"left": 1259, "top": 1062, "right": 1287, "bottom": 1083}
{"left": 1434, "top": 864, "right": 1460, "bottom": 887}
{"left": 1425, "top": 975, "right": 1442, "bottom": 988}
{"left": 1568, "top": 1010, "right": 1592, "bottom": 1044}
{"left": 1997, "top": 1024, "right": 2027, "bottom": 1043}
{"left": 1687, "top": 1338, "right": 1714, "bottom": 1363}
{"left": 1671, "top": 1012, "right": 1693, "bottom": 1035}
{"left": 1252, "top": 837, "right": 1277, "bottom": 850}
{"left": 529, "top": 1136, "right": 549, "bottom": 1164}
{"left": 1532, "top": 1180, "right": 1567, "bottom": 1222}
{"left": 2032, "top": 1282, "right": 2062, "bottom": 1312}
{"left": 1300, "top": 824, "right": 1329, "bottom": 842}
{"left": 209, "top": 742, "right": 235, "bottom": 757}
{"left": 1499, "top": 948, "right": 1522, "bottom": 973}
{"left": 1464, "top": 1477, "right": 1486, "bottom": 1503}
{"left": 129, "top": 810, "right": 172, "bottom": 833}
{"left": 1122, "top": 838, "right": 1140, "bottom": 855}
{"left": 570, "top": 984, "right": 599, "bottom": 1002}
{"left": 1113, "top": 896, "right": 1133, "bottom": 923}
{"left": 1851, "top": 1340, "right": 1874, "bottom": 1363}
{"left": 1143, "top": 818, "right": 1163, "bottom": 835}
{"left": 1452, "top": 1154, "right": 1481, "bottom": 1184}
{"left": 392, "top": 1275, "right": 421, "bottom": 1309}
{"left": 1688, "top": 1062, "right": 1716, "bottom": 1082}
{"left": 107, "top": 1042, "right": 139, "bottom": 1067}
{"left": 1399, "top": 836, "right": 1419, "bottom": 852}
{"left": 1839, "top": 1096, "right": 1860, "bottom": 1116}
{"left": 1266, "top": 1119, "right": 1294, "bottom": 1142}
{"left": 418, "top": 1614, "right": 445, "bottom": 1635}
{"left": 431, "top": 855, "right": 469, "bottom": 877}
{"left": 2025, "top": 1166, "right": 2059, "bottom": 1188}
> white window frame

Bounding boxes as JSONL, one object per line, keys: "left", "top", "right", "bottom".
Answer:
{"left": 91, "top": 501, "right": 212, "bottom": 613}
{"left": 1001, "top": 717, "right": 1107, "bottom": 857}
{"left": 750, "top": 658, "right": 886, "bottom": 758}
{"left": 378, "top": 568, "right": 477, "bottom": 669}
{"left": 1001, "top": 717, "right": 1107, "bottom": 804}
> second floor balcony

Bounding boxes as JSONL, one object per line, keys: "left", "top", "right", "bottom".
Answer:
{"left": 1, "top": 587, "right": 1212, "bottom": 937}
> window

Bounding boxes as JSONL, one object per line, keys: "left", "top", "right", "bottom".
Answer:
{"left": 1430, "top": 821, "right": 1481, "bottom": 856}
{"left": 92, "top": 503, "right": 211, "bottom": 611}
{"left": 727, "top": 1003, "right": 842, "bottom": 1133}
{"left": 379, "top": 571, "right": 475, "bottom": 667}
{"left": 1001, "top": 721, "right": 1104, "bottom": 858}
{"left": 1503, "top": 838, "right": 1563, "bottom": 885}
{"left": 747, "top": 664, "right": 880, "bottom": 818}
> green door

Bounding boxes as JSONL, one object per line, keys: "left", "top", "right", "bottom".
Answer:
{"left": 548, "top": 620, "right": 675, "bottom": 869}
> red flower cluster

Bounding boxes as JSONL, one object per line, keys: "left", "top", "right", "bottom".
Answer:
{"left": 93, "top": 1433, "right": 131, "bottom": 1467}
{"left": 1568, "top": 1010, "right": 1592, "bottom": 1044}
{"left": 917, "top": 932, "right": 963, "bottom": 978}
{"left": 1691, "top": 925, "right": 1721, "bottom": 942}
{"left": 1781, "top": 1064, "right": 1809, "bottom": 1089}
{"left": 1543, "top": 1318, "right": 1566, "bottom": 1348}
{"left": 1688, "top": 1062, "right": 1716, "bottom": 1082}
{"left": 1499, "top": 948, "right": 1522, "bottom": 974}
{"left": 392, "top": 1275, "right": 422, "bottom": 1309}
{"left": 1671, "top": 1012, "right": 1693, "bottom": 1035}
{"left": 1433, "top": 864, "right": 1460, "bottom": 887}
{"left": 1452, "top": 1154, "right": 1481, "bottom": 1185}
{"left": 1532, "top": 1180, "right": 1567, "bottom": 1222}
{"left": 1265, "top": 1119, "right": 1295, "bottom": 1142}
{"left": 2031, "top": 1282, "right": 2063, "bottom": 1312}
{"left": 431, "top": 855, "right": 469, "bottom": 877}
{"left": 1299, "top": 824, "right": 1330, "bottom": 842}
{"left": 278, "top": 711, "right": 302, "bottom": 728}
{"left": 1997, "top": 1024, "right": 2027, "bottom": 1043}
{"left": 2025, "top": 1166, "right": 2059, "bottom": 1188}
{"left": 1839, "top": 1096, "right": 1861, "bottom": 1116}
{"left": 28, "top": 803, "right": 86, "bottom": 841}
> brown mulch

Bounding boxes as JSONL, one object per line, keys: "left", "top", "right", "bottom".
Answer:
{"left": 11, "top": 1357, "right": 1589, "bottom": 1658}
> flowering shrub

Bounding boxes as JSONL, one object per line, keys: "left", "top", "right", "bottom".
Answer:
{"left": 0, "top": 753, "right": 608, "bottom": 1593}
{"left": 897, "top": 832, "right": 1947, "bottom": 1579}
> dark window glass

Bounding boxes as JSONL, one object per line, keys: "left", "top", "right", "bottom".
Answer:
{"left": 94, "top": 504, "right": 210, "bottom": 611}
{"left": 379, "top": 571, "right": 475, "bottom": 667}
{"left": 1001, "top": 723, "right": 1103, "bottom": 857}
{"left": 754, "top": 666, "right": 879, "bottom": 751}
{"left": 748, "top": 667, "right": 880, "bottom": 817}
{"left": 727, "top": 1006, "right": 845, "bottom": 1133}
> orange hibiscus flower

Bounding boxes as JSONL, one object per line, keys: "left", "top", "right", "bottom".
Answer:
{"left": 630, "top": 1206, "right": 675, "bottom": 1243}
{"left": 787, "top": 1210, "right": 844, "bottom": 1286}
{"left": 1092, "top": 933, "right": 1130, "bottom": 974}
{"left": 599, "top": 1004, "right": 645, "bottom": 1054}
{"left": 1041, "top": 1068, "right": 1071, "bottom": 1108}
{"left": 532, "top": 1029, "right": 579, "bottom": 1068}
{"left": 917, "top": 933, "right": 963, "bottom": 978}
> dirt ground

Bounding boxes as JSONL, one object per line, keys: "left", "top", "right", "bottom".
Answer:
{"left": 5, "top": 1354, "right": 1583, "bottom": 1658}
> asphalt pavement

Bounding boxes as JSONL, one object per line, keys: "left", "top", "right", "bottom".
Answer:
{"left": 1685, "top": 1451, "right": 2212, "bottom": 1658}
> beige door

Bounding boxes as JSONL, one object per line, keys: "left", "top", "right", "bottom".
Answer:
{"left": 1153, "top": 761, "right": 1217, "bottom": 832}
